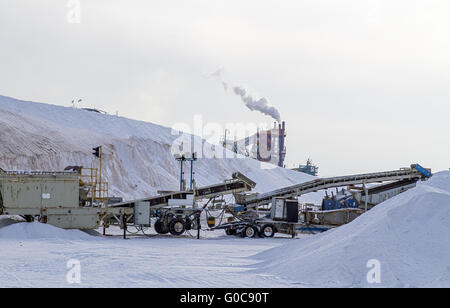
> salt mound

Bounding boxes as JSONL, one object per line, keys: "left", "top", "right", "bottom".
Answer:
{"left": 255, "top": 171, "right": 450, "bottom": 288}
{"left": 0, "top": 222, "right": 94, "bottom": 240}
{"left": 0, "top": 94, "right": 320, "bottom": 202}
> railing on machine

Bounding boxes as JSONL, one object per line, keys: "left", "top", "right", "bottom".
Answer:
{"left": 80, "top": 168, "right": 109, "bottom": 205}
{"left": 0, "top": 170, "right": 77, "bottom": 176}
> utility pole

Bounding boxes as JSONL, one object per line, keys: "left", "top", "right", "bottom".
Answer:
{"left": 363, "top": 183, "right": 368, "bottom": 212}
{"left": 174, "top": 154, "right": 186, "bottom": 191}
{"left": 223, "top": 129, "right": 229, "bottom": 147}
{"left": 180, "top": 157, "right": 184, "bottom": 191}
{"left": 92, "top": 145, "right": 102, "bottom": 201}
{"left": 189, "top": 152, "right": 197, "bottom": 190}
{"left": 99, "top": 145, "right": 102, "bottom": 200}
{"left": 174, "top": 152, "right": 197, "bottom": 191}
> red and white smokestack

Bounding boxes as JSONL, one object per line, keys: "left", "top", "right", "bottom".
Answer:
{"left": 278, "top": 121, "right": 286, "bottom": 167}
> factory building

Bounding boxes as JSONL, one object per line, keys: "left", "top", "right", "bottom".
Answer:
{"left": 222, "top": 121, "right": 286, "bottom": 167}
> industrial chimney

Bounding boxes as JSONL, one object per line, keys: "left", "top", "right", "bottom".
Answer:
{"left": 278, "top": 121, "right": 286, "bottom": 167}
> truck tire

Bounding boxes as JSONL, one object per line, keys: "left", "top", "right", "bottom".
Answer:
{"left": 169, "top": 218, "right": 185, "bottom": 236}
{"left": 260, "top": 224, "right": 275, "bottom": 238}
{"left": 243, "top": 226, "right": 257, "bottom": 238}
{"left": 154, "top": 220, "right": 169, "bottom": 234}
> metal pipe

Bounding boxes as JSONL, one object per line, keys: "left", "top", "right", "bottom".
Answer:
{"left": 364, "top": 184, "right": 368, "bottom": 212}
{"left": 99, "top": 145, "right": 102, "bottom": 200}
{"left": 190, "top": 160, "right": 194, "bottom": 190}
{"left": 123, "top": 214, "right": 127, "bottom": 239}
{"left": 180, "top": 160, "right": 184, "bottom": 192}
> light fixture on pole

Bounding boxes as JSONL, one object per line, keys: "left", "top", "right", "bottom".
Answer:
{"left": 174, "top": 153, "right": 186, "bottom": 192}
{"left": 174, "top": 152, "right": 197, "bottom": 191}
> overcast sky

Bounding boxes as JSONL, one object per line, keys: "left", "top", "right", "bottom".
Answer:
{"left": 0, "top": 0, "right": 449, "bottom": 176}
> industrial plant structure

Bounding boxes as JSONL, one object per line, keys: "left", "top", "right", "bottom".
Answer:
{"left": 0, "top": 149, "right": 432, "bottom": 239}
{"left": 223, "top": 121, "right": 287, "bottom": 167}
{"left": 293, "top": 158, "right": 319, "bottom": 176}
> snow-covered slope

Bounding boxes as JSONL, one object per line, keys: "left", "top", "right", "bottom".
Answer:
{"left": 254, "top": 171, "right": 450, "bottom": 287}
{"left": 0, "top": 94, "right": 317, "bottom": 201}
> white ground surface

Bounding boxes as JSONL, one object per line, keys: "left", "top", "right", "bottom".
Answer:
{"left": 1, "top": 178, "right": 449, "bottom": 289}
{"left": 0, "top": 216, "right": 305, "bottom": 288}
{"left": 3, "top": 173, "right": 448, "bottom": 288}
{"left": 255, "top": 171, "right": 450, "bottom": 288}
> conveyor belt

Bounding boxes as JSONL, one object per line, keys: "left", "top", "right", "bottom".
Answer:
{"left": 236, "top": 166, "right": 430, "bottom": 207}
{"left": 110, "top": 172, "right": 254, "bottom": 209}
{"left": 365, "top": 178, "right": 418, "bottom": 195}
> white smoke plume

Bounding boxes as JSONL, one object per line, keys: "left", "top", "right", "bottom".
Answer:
{"left": 210, "top": 69, "right": 281, "bottom": 122}
{"left": 232, "top": 86, "right": 281, "bottom": 122}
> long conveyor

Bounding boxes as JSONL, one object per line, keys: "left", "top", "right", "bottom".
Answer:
{"left": 109, "top": 171, "right": 255, "bottom": 209}
{"left": 235, "top": 164, "right": 431, "bottom": 207}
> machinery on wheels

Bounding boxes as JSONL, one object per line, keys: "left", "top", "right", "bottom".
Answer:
{"left": 212, "top": 198, "right": 301, "bottom": 238}
{"left": 216, "top": 221, "right": 277, "bottom": 238}
{"left": 0, "top": 167, "right": 254, "bottom": 237}
{"left": 106, "top": 171, "right": 256, "bottom": 237}
{"left": 0, "top": 163, "right": 432, "bottom": 239}
{"left": 152, "top": 204, "right": 200, "bottom": 236}
{"left": 213, "top": 164, "right": 433, "bottom": 238}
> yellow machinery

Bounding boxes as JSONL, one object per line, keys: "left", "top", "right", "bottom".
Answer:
{"left": 80, "top": 167, "right": 109, "bottom": 206}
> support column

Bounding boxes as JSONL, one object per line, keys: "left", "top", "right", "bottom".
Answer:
{"left": 364, "top": 184, "right": 368, "bottom": 212}
{"left": 123, "top": 214, "right": 127, "bottom": 239}
{"left": 180, "top": 160, "right": 184, "bottom": 191}
{"left": 190, "top": 159, "right": 194, "bottom": 191}
{"left": 197, "top": 214, "right": 201, "bottom": 240}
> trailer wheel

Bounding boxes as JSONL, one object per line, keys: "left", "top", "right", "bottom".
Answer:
{"left": 169, "top": 218, "right": 185, "bottom": 236}
{"left": 243, "top": 226, "right": 257, "bottom": 238}
{"left": 154, "top": 220, "right": 169, "bottom": 234}
{"left": 260, "top": 224, "right": 275, "bottom": 238}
